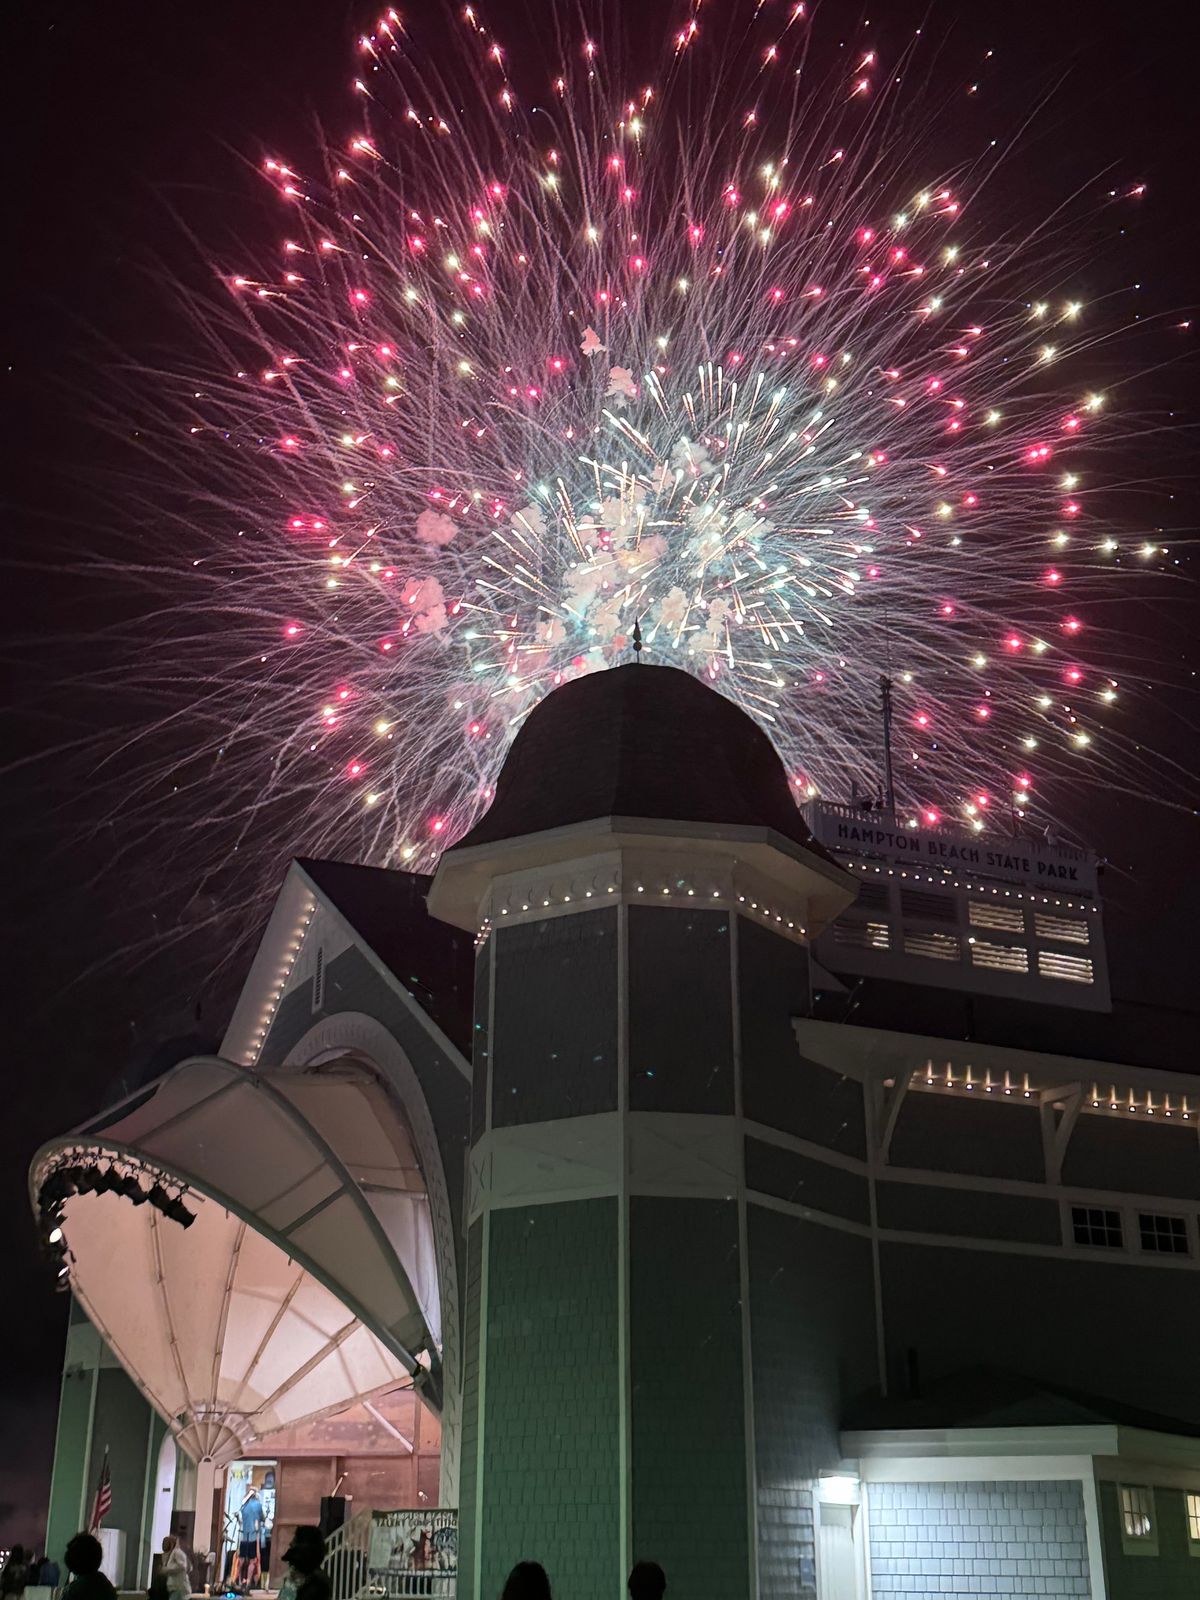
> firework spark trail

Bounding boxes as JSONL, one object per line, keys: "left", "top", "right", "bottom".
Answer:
{"left": 39, "top": 0, "right": 1195, "bottom": 925}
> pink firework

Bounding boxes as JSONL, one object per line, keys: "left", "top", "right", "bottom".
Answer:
{"left": 74, "top": 1, "right": 1192, "bottom": 913}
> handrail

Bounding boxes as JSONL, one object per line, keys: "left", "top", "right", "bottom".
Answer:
{"left": 324, "top": 1509, "right": 374, "bottom": 1600}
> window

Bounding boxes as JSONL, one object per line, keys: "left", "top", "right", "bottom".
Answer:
{"left": 1139, "top": 1212, "right": 1189, "bottom": 1256}
{"left": 1072, "top": 1205, "right": 1123, "bottom": 1249}
{"left": 1119, "top": 1485, "right": 1157, "bottom": 1555}
{"left": 1186, "top": 1492, "right": 1200, "bottom": 1552}
{"left": 1121, "top": 1485, "right": 1154, "bottom": 1538}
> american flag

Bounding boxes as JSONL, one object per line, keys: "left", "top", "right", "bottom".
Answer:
{"left": 89, "top": 1451, "right": 112, "bottom": 1534}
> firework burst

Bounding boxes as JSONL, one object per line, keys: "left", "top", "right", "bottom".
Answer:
{"left": 67, "top": 1, "right": 1193, "bottom": 917}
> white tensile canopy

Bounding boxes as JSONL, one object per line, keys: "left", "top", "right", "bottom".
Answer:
{"left": 32, "top": 1056, "right": 442, "bottom": 1465}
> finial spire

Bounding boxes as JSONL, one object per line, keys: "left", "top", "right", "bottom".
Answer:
{"left": 631, "top": 616, "right": 643, "bottom": 662}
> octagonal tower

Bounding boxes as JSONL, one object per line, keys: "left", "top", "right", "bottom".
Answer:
{"left": 430, "top": 665, "right": 856, "bottom": 1600}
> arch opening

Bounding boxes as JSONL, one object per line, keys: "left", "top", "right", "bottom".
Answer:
{"left": 32, "top": 1053, "right": 451, "bottom": 1556}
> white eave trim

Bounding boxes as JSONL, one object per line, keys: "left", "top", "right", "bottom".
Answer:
{"left": 842, "top": 1421, "right": 1200, "bottom": 1475}
{"left": 222, "top": 865, "right": 319, "bottom": 1066}
{"left": 428, "top": 812, "right": 856, "bottom": 933}
{"left": 1111, "top": 1425, "right": 1200, "bottom": 1470}
{"left": 221, "top": 862, "right": 471, "bottom": 1081}
{"left": 794, "top": 1015, "right": 1200, "bottom": 1099}
{"left": 841, "top": 1424, "right": 1118, "bottom": 1462}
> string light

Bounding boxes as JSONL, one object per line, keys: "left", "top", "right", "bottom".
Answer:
{"left": 245, "top": 899, "right": 316, "bottom": 1064}
{"left": 918, "top": 1072, "right": 1190, "bottom": 1122}
{"left": 477, "top": 871, "right": 806, "bottom": 943}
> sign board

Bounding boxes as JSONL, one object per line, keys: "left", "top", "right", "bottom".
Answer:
{"left": 805, "top": 805, "right": 1098, "bottom": 897}
{"left": 368, "top": 1510, "right": 457, "bottom": 1589}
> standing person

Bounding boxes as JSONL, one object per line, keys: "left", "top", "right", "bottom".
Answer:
{"left": 234, "top": 1490, "right": 265, "bottom": 1587}
{"left": 277, "top": 1528, "right": 329, "bottom": 1600}
{"left": 499, "top": 1563, "right": 552, "bottom": 1600}
{"left": 161, "top": 1538, "right": 190, "bottom": 1600}
{"left": 628, "top": 1564, "right": 666, "bottom": 1600}
{"left": 61, "top": 1536, "right": 116, "bottom": 1600}
{"left": 2, "top": 1546, "right": 29, "bottom": 1600}
{"left": 36, "top": 1556, "right": 61, "bottom": 1590}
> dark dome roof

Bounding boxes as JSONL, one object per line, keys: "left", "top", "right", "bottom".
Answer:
{"left": 451, "top": 664, "right": 816, "bottom": 853}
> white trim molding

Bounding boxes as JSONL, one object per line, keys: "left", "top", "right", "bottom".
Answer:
{"left": 284, "top": 1012, "right": 464, "bottom": 1504}
{"left": 428, "top": 814, "right": 854, "bottom": 936}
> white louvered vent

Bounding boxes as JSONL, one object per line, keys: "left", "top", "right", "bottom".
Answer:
{"left": 900, "top": 888, "right": 958, "bottom": 924}
{"left": 852, "top": 881, "right": 891, "bottom": 912}
{"left": 1035, "top": 912, "right": 1090, "bottom": 946}
{"left": 1038, "top": 949, "right": 1094, "bottom": 984}
{"left": 969, "top": 900, "right": 1024, "bottom": 933}
{"left": 970, "top": 940, "right": 1029, "bottom": 973}
{"left": 904, "top": 929, "right": 960, "bottom": 961}
{"left": 834, "top": 919, "right": 891, "bottom": 951}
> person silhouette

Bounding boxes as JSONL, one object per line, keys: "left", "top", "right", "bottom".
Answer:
{"left": 499, "top": 1563, "right": 552, "bottom": 1600}
{"left": 628, "top": 1562, "right": 666, "bottom": 1600}
{"left": 1, "top": 1547, "right": 29, "bottom": 1600}
{"left": 62, "top": 1535, "right": 116, "bottom": 1600}
{"left": 280, "top": 1527, "right": 329, "bottom": 1600}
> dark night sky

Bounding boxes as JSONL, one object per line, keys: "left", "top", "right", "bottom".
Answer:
{"left": 2, "top": 0, "right": 1198, "bottom": 1552}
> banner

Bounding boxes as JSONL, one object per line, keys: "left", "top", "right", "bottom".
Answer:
{"left": 805, "top": 805, "right": 1098, "bottom": 896}
{"left": 368, "top": 1510, "right": 458, "bottom": 1586}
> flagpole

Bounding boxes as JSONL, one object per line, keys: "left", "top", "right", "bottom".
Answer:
{"left": 90, "top": 1447, "right": 112, "bottom": 1535}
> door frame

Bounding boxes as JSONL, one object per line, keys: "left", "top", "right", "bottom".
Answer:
{"left": 814, "top": 1474, "right": 869, "bottom": 1600}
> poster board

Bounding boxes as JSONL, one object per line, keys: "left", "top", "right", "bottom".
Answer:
{"left": 367, "top": 1510, "right": 458, "bottom": 1595}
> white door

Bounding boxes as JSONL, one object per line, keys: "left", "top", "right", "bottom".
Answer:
{"left": 817, "top": 1503, "right": 861, "bottom": 1599}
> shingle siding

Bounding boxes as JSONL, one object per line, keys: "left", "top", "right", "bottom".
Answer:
{"left": 867, "top": 1480, "right": 1091, "bottom": 1598}
{"left": 479, "top": 1200, "right": 621, "bottom": 1600}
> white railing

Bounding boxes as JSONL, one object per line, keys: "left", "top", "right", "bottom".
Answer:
{"left": 362, "top": 1575, "right": 456, "bottom": 1599}
{"left": 324, "top": 1508, "right": 374, "bottom": 1600}
{"left": 324, "top": 1511, "right": 456, "bottom": 1600}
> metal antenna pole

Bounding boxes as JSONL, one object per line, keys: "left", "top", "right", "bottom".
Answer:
{"left": 879, "top": 605, "right": 897, "bottom": 817}
{"left": 880, "top": 673, "right": 896, "bottom": 817}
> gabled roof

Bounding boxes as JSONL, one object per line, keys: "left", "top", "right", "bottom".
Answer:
{"left": 843, "top": 1365, "right": 1200, "bottom": 1440}
{"left": 297, "top": 858, "right": 476, "bottom": 1056}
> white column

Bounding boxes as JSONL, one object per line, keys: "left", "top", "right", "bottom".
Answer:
{"left": 195, "top": 1459, "right": 219, "bottom": 1560}
{"left": 1081, "top": 1468, "right": 1109, "bottom": 1600}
